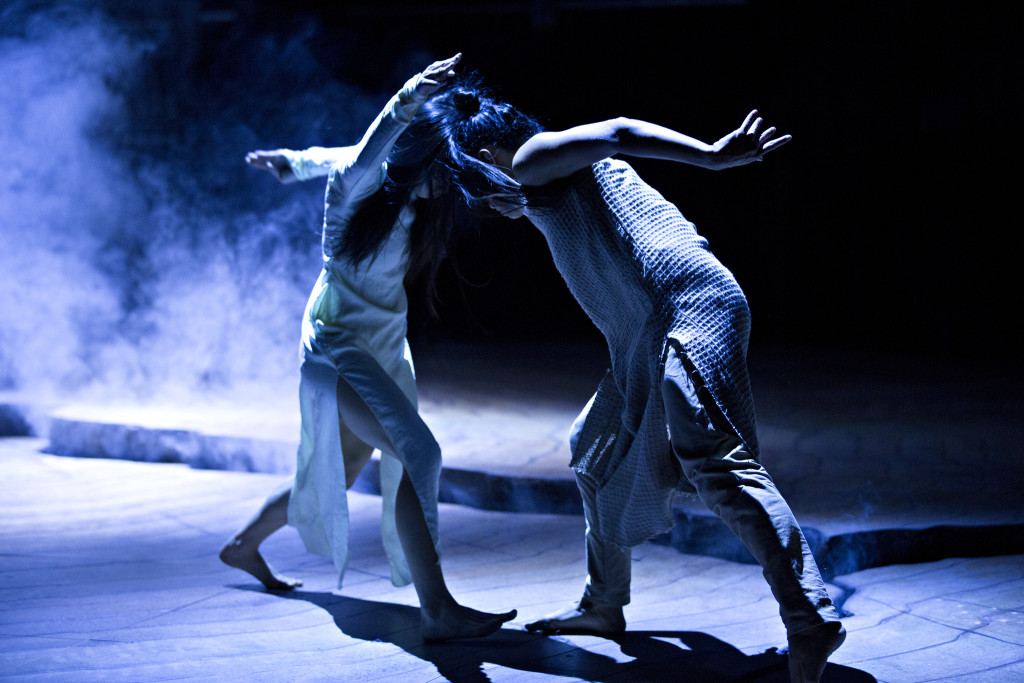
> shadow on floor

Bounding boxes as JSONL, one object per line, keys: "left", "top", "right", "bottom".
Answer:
{"left": 278, "top": 590, "right": 877, "bottom": 682}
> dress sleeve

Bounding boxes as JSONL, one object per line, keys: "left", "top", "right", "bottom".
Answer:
{"left": 320, "top": 74, "right": 430, "bottom": 255}
{"left": 281, "top": 147, "right": 353, "bottom": 182}
{"left": 334, "top": 73, "right": 430, "bottom": 200}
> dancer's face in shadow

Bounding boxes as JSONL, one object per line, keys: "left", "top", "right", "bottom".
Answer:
{"left": 477, "top": 146, "right": 525, "bottom": 219}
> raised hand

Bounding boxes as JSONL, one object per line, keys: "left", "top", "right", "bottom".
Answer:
{"left": 245, "top": 150, "right": 295, "bottom": 183}
{"left": 712, "top": 110, "right": 792, "bottom": 169}
{"left": 414, "top": 53, "right": 462, "bottom": 98}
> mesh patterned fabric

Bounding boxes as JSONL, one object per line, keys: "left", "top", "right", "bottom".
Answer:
{"left": 525, "top": 159, "right": 759, "bottom": 546}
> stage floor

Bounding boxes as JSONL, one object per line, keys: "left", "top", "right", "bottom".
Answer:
{"left": 1, "top": 341, "right": 1023, "bottom": 680}
{"left": 1, "top": 437, "right": 1022, "bottom": 681}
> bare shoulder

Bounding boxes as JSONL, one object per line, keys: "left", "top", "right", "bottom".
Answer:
{"left": 513, "top": 123, "right": 621, "bottom": 187}
{"left": 511, "top": 132, "right": 559, "bottom": 186}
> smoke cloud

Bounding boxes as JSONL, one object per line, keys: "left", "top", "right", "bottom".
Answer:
{"left": 0, "top": 1, "right": 415, "bottom": 403}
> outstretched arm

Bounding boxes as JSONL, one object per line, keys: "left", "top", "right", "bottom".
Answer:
{"left": 342, "top": 53, "right": 461, "bottom": 193}
{"left": 244, "top": 55, "right": 461, "bottom": 190}
{"left": 245, "top": 147, "right": 350, "bottom": 184}
{"left": 512, "top": 110, "right": 791, "bottom": 186}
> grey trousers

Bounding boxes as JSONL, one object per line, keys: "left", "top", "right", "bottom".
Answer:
{"left": 578, "top": 343, "right": 840, "bottom": 635}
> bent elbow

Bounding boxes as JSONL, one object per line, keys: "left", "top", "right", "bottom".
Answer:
{"left": 608, "top": 117, "right": 643, "bottom": 150}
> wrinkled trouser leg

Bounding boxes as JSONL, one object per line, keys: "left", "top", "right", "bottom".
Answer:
{"left": 577, "top": 471, "right": 632, "bottom": 610}
{"left": 662, "top": 344, "right": 840, "bottom": 635}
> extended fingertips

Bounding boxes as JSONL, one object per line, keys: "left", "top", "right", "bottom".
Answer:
{"left": 763, "top": 134, "right": 793, "bottom": 153}
{"left": 740, "top": 109, "right": 757, "bottom": 131}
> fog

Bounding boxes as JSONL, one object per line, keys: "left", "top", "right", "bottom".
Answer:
{"left": 2, "top": 0, "right": 1019, "bottom": 411}
{"left": 0, "top": 1, "right": 423, "bottom": 403}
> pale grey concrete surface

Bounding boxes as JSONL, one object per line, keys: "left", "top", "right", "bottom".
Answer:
{"left": 1, "top": 437, "right": 1022, "bottom": 682}
{"left": 2, "top": 342, "right": 1023, "bottom": 681}
{"left": 5, "top": 342, "right": 1022, "bottom": 573}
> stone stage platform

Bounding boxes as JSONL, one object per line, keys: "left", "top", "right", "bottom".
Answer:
{"left": 1, "top": 341, "right": 1023, "bottom": 681}
{"left": 5, "top": 341, "right": 1022, "bottom": 577}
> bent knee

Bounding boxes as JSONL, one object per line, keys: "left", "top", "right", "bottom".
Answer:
{"left": 396, "top": 430, "right": 442, "bottom": 470}
{"left": 684, "top": 452, "right": 776, "bottom": 500}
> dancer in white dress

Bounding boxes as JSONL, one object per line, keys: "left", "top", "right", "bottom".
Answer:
{"left": 220, "top": 54, "right": 515, "bottom": 641}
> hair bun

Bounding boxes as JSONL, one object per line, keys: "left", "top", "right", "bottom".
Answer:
{"left": 451, "top": 90, "right": 480, "bottom": 116}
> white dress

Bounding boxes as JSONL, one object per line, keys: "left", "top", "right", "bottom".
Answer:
{"left": 282, "top": 75, "right": 433, "bottom": 588}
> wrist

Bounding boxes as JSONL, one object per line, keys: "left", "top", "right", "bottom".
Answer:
{"left": 401, "top": 74, "right": 429, "bottom": 103}
{"left": 392, "top": 74, "right": 427, "bottom": 123}
{"left": 694, "top": 142, "right": 721, "bottom": 170}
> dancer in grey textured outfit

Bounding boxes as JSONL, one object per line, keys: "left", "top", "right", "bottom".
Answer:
{"left": 437, "top": 81, "right": 845, "bottom": 682}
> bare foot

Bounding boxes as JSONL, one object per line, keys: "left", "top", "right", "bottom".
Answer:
{"left": 219, "top": 537, "right": 302, "bottom": 591}
{"left": 524, "top": 603, "right": 626, "bottom": 636}
{"left": 421, "top": 603, "right": 517, "bottom": 642}
{"left": 787, "top": 621, "right": 846, "bottom": 683}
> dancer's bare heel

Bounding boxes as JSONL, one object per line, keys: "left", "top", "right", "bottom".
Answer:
{"left": 787, "top": 621, "right": 846, "bottom": 683}
{"left": 421, "top": 603, "right": 516, "bottom": 642}
{"left": 219, "top": 537, "right": 302, "bottom": 591}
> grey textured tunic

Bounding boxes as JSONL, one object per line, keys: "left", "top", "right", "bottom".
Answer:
{"left": 524, "top": 158, "right": 759, "bottom": 546}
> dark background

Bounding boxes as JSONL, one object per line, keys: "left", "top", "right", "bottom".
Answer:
{"left": 2, "top": 0, "right": 1018, "bottom": 397}
{"left": 249, "top": 1, "right": 1018, "bottom": 359}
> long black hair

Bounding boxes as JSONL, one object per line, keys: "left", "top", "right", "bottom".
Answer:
{"left": 332, "top": 76, "right": 542, "bottom": 312}
{"left": 332, "top": 93, "right": 462, "bottom": 314}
